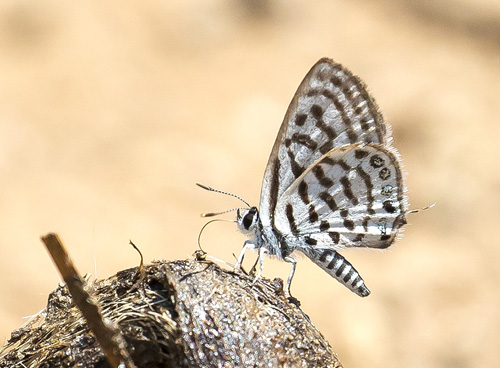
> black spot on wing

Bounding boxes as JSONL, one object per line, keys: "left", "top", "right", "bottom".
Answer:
{"left": 320, "top": 89, "right": 357, "bottom": 143}
{"left": 343, "top": 219, "right": 355, "bottom": 231}
{"left": 269, "top": 158, "right": 280, "bottom": 228}
{"left": 286, "top": 203, "right": 297, "bottom": 233}
{"left": 357, "top": 166, "right": 375, "bottom": 215}
{"left": 290, "top": 133, "right": 318, "bottom": 150}
{"left": 383, "top": 200, "right": 397, "bottom": 213}
{"left": 329, "top": 232, "right": 340, "bottom": 244}
{"left": 350, "top": 75, "right": 386, "bottom": 143}
{"left": 320, "top": 156, "right": 335, "bottom": 166}
{"left": 379, "top": 167, "right": 391, "bottom": 180}
{"left": 308, "top": 204, "right": 319, "bottom": 223}
{"left": 355, "top": 149, "right": 369, "bottom": 159}
{"left": 360, "top": 117, "right": 370, "bottom": 131}
{"left": 295, "top": 113, "right": 307, "bottom": 126}
{"left": 305, "top": 237, "right": 317, "bottom": 245}
{"left": 353, "top": 234, "right": 364, "bottom": 242}
{"left": 370, "top": 155, "right": 385, "bottom": 168}
{"left": 312, "top": 165, "right": 334, "bottom": 188}
{"left": 319, "top": 141, "right": 333, "bottom": 154}
{"left": 298, "top": 181, "right": 309, "bottom": 205}
{"left": 340, "top": 176, "right": 359, "bottom": 206}
{"left": 362, "top": 217, "right": 370, "bottom": 232}
{"left": 330, "top": 76, "right": 342, "bottom": 87}
{"left": 337, "top": 159, "right": 351, "bottom": 171}
{"left": 286, "top": 149, "right": 305, "bottom": 179}
{"left": 310, "top": 103, "right": 337, "bottom": 140}
{"left": 319, "top": 192, "right": 338, "bottom": 212}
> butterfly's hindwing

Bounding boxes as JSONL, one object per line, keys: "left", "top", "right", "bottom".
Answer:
{"left": 273, "top": 143, "right": 406, "bottom": 251}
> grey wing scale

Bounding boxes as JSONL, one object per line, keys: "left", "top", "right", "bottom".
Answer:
{"left": 259, "top": 58, "right": 389, "bottom": 227}
{"left": 274, "top": 144, "right": 407, "bottom": 250}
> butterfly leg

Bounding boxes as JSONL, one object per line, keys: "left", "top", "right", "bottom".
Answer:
{"left": 284, "top": 256, "right": 297, "bottom": 298}
{"left": 235, "top": 240, "right": 257, "bottom": 270}
{"left": 252, "top": 246, "right": 268, "bottom": 283}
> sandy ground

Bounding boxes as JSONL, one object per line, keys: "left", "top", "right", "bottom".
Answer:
{"left": 1, "top": 1, "right": 499, "bottom": 367}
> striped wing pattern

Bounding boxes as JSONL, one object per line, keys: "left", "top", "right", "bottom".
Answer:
{"left": 258, "top": 58, "right": 407, "bottom": 297}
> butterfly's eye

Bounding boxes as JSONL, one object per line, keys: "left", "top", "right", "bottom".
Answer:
{"left": 239, "top": 207, "right": 259, "bottom": 232}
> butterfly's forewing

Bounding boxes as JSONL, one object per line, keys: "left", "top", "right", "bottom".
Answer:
{"left": 260, "top": 58, "right": 389, "bottom": 228}
{"left": 274, "top": 143, "right": 407, "bottom": 250}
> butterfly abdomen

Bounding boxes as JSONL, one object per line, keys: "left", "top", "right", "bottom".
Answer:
{"left": 308, "top": 248, "right": 370, "bottom": 297}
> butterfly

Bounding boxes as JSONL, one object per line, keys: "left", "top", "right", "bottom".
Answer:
{"left": 200, "top": 58, "right": 408, "bottom": 297}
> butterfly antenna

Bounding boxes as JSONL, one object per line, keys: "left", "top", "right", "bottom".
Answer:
{"left": 196, "top": 183, "right": 251, "bottom": 208}
{"left": 200, "top": 207, "right": 243, "bottom": 218}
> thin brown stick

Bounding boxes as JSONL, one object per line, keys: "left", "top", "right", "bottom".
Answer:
{"left": 128, "top": 240, "right": 146, "bottom": 293}
{"left": 41, "top": 232, "right": 135, "bottom": 368}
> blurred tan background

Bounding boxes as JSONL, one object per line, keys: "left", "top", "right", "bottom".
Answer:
{"left": 1, "top": 1, "right": 499, "bottom": 367}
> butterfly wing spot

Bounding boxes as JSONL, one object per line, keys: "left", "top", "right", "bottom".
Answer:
{"left": 383, "top": 200, "right": 397, "bottom": 213}
{"left": 343, "top": 219, "right": 355, "bottom": 231}
{"left": 298, "top": 180, "right": 310, "bottom": 205}
{"left": 382, "top": 185, "right": 394, "bottom": 196}
{"left": 285, "top": 203, "right": 298, "bottom": 234}
{"left": 362, "top": 216, "right": 370, "bottom": 231}
{"left": 305, "top": 237, "right": 317, "bottom": 245}
{"left": 295, "top": 113, "right": 307, "bottom": 126}
{"left": 370, "top": 154, "right": 385, "bottom": 168}
{"left": 352, "top": 234, "right": 365, "bottom": 242}
{"left": 330, "top": 75, "right": 342, "bottom": 87}
{"left": 286, "top": 148, "right": 306, "bottom": 179}
{"left": 319, "top": 140, "right": 334, "bottom": 155}
{"left": 340, "top": 176, "right": 359, "bottom": 205}
{"left": 319, "top": 191, "right": 338, "bottom": 212}
{"left": 312, "top": 165, "right": 334, "bottom": 188}
{"left": 308, "top": 204, "right": 319, "bottom": 223}
{"left": 319, "top": 220, "right": 329, "bottom": 231}
{"left": 290, "top": 133, "right": 318, "bottom": 150}
{"left": 311, "top": 104, "right": 324, "bottom": 119}
{"left": 355, "top": 149, "right": 369, "bottom": 159}
{"left": 379, "top": 167, "right": 391, "bottom": 180}
{"left": 329, "top": 232, "right": 340, "bottom": 244}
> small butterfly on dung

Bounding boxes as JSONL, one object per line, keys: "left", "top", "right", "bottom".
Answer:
{"left": 198, "top": 57, "right": 411, "bottom": 297}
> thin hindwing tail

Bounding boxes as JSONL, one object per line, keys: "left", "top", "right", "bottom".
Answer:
{"left": 306, "top": 248, "right": 370, "bottom": 297}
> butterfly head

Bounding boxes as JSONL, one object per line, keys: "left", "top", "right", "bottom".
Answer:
{"left": 237, "top": 206, "right": 259, "bottom": 234}
{"left": 197, "top": 182, "right": 258, "bottom": 234}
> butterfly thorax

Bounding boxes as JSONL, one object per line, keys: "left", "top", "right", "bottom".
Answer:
{"left": 237, "top": 207, "right": 287, "bottom": 258}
